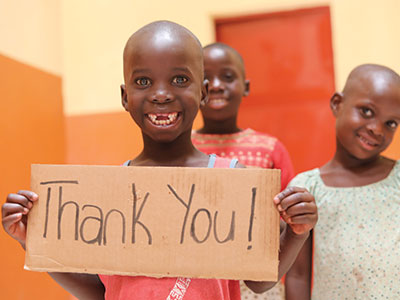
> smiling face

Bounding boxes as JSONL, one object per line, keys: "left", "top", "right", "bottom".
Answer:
{"left": 332, "top": 65, "right": 400, "bottom": 161}
{"left": 200, "top": 44, "right": 249, "bottom": 122}
{"left": 121, "top": 23, "right": 206, "bottom": 143}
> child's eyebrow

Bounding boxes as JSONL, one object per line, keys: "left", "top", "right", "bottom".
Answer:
{"left": 131, "top": 68, "right": 150, "bottom": 76}
{"left": 221, "top": 67, "right": 236, "bottom": 72}
{"left": 172, "top": 67, "right": 192, "bottom": 74}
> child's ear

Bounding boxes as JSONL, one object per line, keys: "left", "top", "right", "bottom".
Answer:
{"left": 243, "top": 79, "right": 250, "bottom": 97}
{"left": 330, "top": 92, "right": 343, "bottom": 117}
{"left": 121, "top": 84, "right": 128, "bottom": 110}
{"left": 200, "top": 79, "right": 209, "bottom": 106}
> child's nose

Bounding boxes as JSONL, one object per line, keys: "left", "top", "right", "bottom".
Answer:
{"left": 209, "top": 77, "right": 224, "bottom": 91}
{"left": 367, "top": 120, "right": 384, "bottom": 137}
{"left": 150, "top": 87, "right": 173, "bottom": 104}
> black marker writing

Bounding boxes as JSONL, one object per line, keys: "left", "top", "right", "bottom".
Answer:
{"left": 167, "top": 184, "right": 195, "bottom": 244}
{"left": 213, "top": 211, "right": 235, "bottom": 243}
{"left": 247, "top": 187, "right": 257, "bottom": 250}
{"left": 170, "top": 183, "right": 236, "bottom": 244}
{"left": 41, "top": 180, "right": 128, "bottom": 246}
{"left": 43, "top": 187, "right": 51, "bottom": 238}
{"left": 58, "top": 186, "right": 79, "bottom": 240}
{"left": 41, "top": 181, "right": 79, "bottom": 238}
{"left": 131, "top": 183, "right": 152, "bottom": 245}
{"left": 190, "top": 208, "right": 212, "bottom": 243}
{"left": 80, "top": 205, "right": 103, "bottom": 245}
{"left": 103, "top": 209, "right": 126, "bottom": 245}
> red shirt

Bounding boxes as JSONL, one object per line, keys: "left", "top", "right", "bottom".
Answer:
{"left": 100, "top": 276, "right": 240, "bottom": 300}
{"left": 192, "top": 128, "right": 294, "bottom": 190}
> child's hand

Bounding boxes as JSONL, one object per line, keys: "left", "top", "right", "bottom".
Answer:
{"left": 273, "top": 186, "right": 317, "bottom": 236}
{"left": 2, "top": 190, "right": 38, "bottom": 249}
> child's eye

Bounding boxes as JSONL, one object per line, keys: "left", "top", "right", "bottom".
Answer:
{"left": 386, "top": 120, "right": 398, "bottom": 130}
{"left": 172, "top": 76, "right": 188, "bottom": 85}
{"left": 223, "top": 73, "right": 234, "bottom": 82}
{"left": 135, "top": 77, "right": 151, "bottom": 87}
{"left": 360, "top": 107, "right": 373, "bottom": 117}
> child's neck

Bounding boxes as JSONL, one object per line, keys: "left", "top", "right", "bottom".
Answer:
{"left": 198, "top": 117, "right": 242, "bottom": 134}
{"left": 132, "top": 131, "right": 207, "bottom": 167}
{"left": 320, "top": 146, "right": 396, "bottom": 187}
{"left": 332, "top": 149, "right": 383, "bottom": 170}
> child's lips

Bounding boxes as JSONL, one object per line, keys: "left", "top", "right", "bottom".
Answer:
{"left": 146, "top": 112, "right": 180, "bottom": 126}
{"left": 356, "top": 133, "right": 380, "bottom": 150}
{"left": 207, "top": 98, "right": 229, "bottom": 109}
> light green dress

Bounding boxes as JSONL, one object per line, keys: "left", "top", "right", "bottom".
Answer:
{"left": 290, "top": 160, "right": 400, "bottom": 299}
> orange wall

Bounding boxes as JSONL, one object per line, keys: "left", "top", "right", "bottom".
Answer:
{"left": 0, "top": 54, "right": 69, "bottom": 300}
{"left": 65, "top": 112, "right": 142, "bottom": 165}
{"left": 384, "top": 130, "right": 400, "bottom": 160}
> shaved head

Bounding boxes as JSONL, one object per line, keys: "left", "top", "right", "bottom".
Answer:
{"left": 342, "top": 64, "right": 400, "bottom": 98}
{"left": 203, "top": 42, "right": 246, "bottom": 77}
{"left": 123, "top": 21, "right": 204, "bottom": 82}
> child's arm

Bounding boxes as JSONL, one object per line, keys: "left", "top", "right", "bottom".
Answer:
{"left": 244, "top": 186, "right": 317, "bottom": 293}
{"left": 2, "top": 190, "right": 105, "bottom": 300}
{"left": 285, "top": 233, "right": 312, "bottom": 300}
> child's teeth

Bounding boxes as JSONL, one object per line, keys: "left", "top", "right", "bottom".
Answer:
{"left": 169, "top": 113, "right": 177, "bottom": 122}
{"left": 360, "top": 135, "right": 376, "bottom": 146}
{"left": 210, "top": 99, "right": 225, "bottom": 104}
{"left": 148, "top": 114, "right": 157, "bottom": 122}
{"left": 148, "top": 113, "right": 178, "bottom": 126}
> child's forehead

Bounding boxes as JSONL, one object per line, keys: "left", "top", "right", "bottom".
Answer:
{"left": 123, "top": 29, "right": 203, "bottom": 76}
{"left": 205, "top": 46, "right": 237, "bottom": 62}
{"left": 344, "top": 77, "right": 400, "bottom": 114}
{"left": 127, "top": 42, "right": 201, "bottom": 70}
{"left": 126, "top": 24, "right": 201, "bottom": 56}
{"left": 359, "top": 73, "right": 400, "bottom": 97}
{"left": 205, "top": 47, "right": 244, "bottom": 71}
{"left": 204, "top": 46, "right": 245, "bottom": 77}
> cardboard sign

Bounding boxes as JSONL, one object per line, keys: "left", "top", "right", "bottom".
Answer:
{"left": 25, "top": 164, "right": 280, "bottom": 281}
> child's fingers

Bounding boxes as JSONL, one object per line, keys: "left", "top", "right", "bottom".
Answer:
{"left": 2, "top": 213, "right": 23, "bottom": 232}
{"left": 285, "top": 201, "right": 317, "bottom": 217}
{"left": 277, "top": 191, "right": 314, "bottom": 211}
{"left": 273, "top": 186, "right": 308, "bottom": 205}
{"left": 279, "top": 212, "right": 291, "bottom": 224}
{"left": 2, "top": 203, "right": 30, "bottom": 217}
{"left": 6, "top": 192, "right": 36, "bottom": 209}
{"left": 288, "top": 213, "right": 318, "bottom": 225}
{"left": 17, "top": 190, "right": 38, "bottom": 202}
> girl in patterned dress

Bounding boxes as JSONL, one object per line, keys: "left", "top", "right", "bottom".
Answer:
{"left": 285, "top": 64, "right": 400, "bottom": 300}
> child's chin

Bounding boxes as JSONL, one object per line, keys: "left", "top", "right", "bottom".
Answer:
{"left": 202, "top": 110, "right": 231, "bottom": 122}
{"left": 350, "top": 149, "right": 381, "bottom": 161}
{"left": 149, "top": 132, "right": 181, "bottom": 143}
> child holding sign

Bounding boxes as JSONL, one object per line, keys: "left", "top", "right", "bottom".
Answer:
{"left": 192, "top": 42, "right": 294, "bottom": 191}
{"left": 2, "top": 21, "right": 317, "bottom": 300}
{"left": 285, "top": 64, "right": 400, "bottom": 299}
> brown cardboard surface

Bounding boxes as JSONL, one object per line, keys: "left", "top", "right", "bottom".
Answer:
{"left": 25, "top": 164, "right": 280, "bottom": 281}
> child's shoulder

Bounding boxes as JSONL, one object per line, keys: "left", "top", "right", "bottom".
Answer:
{"left": 390, "top": 159, "right": 400, "bottom": 181}
{"left": 246, "top": 128, "right": 276, "bottom": 140}
{"left": 393, "top": 159, "right": 400, "bottom": 170}
{"left": 289, "top": 168, "right": 321, "bottom": 189}
{"left": 248, "top": 129, "right": 289, "bottom": 149}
